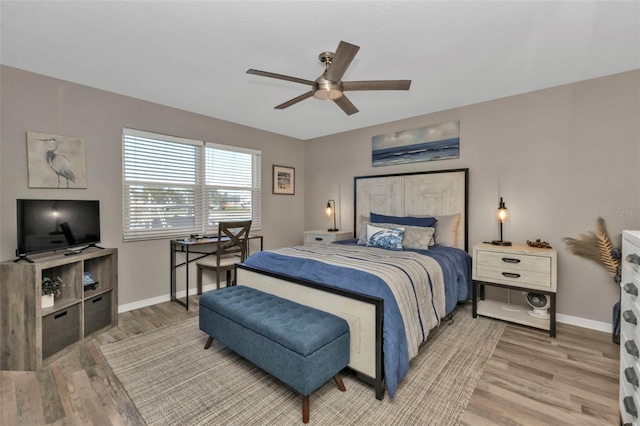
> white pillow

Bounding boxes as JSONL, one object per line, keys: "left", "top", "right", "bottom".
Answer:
{"left": 365, "top": 224, "right": 405, "bottom": 251}
{"left": 432, "top": 213, "right": 461, "bottom": 247}
{"left": 359, "top": 221, "right": 433, "bottom": 250}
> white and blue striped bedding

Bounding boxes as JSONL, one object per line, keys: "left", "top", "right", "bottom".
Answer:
{"left": 242, "top": 242, "right": 471, "bottom": 397}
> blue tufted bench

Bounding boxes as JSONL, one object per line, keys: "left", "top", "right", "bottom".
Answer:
{"left": 199, "top": 285, "right": 350, "bottom": 423}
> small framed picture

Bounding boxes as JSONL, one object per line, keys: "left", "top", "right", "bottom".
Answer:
{"left": 272, "top": 165, "right": 295, "bottom": 195}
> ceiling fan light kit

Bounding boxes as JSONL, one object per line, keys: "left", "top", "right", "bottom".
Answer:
{"left": 247, "top": 41, "right": 411, "bottom": 115}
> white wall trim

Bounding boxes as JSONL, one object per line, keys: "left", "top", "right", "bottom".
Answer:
{"left": 118, "top": 284, "right": 218, "bottom": 313}
{"left": 118, "top": 291, "right": 614, "bottom": 335}
{"left": 557, "top": 313, "right": 612, "bottom": 333}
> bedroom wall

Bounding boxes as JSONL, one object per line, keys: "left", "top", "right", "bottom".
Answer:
{"left": 0, "top": 65, "right": 305, "bottom": 307}
{"left": 304, "top": 69, "right": 640, "bottom": 325}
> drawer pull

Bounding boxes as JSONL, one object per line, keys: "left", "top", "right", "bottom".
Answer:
{"left": 628, "top": 253, "right": 640, "bottom": 266}
{"left": 626, "top": 367, "right": 639, "bottom": 386}
{"left": 92, "top": 297, "right": 103, "bottom": 304}
{"left": 624, "top": 396, "right": 638, "bottom": 418}
{"left": 501, "top": 272, "right": 521, "bottom": 279}
{"left": 624, "top": 310, "right": 638, "bottom": 325}
{"left": 315, "top": 237, "right": 323, "bottom": 241}
{"left": 626, "top": 340, "right": 640, "bottom": 357}
{"left": 501, "top": 257, "right": 521, "bottom": 264}
{"left": 54, "top": 311, "right": 68, "bottom": 320}
{"left": 624, "top": 283, "right": 639, "bottom": 296}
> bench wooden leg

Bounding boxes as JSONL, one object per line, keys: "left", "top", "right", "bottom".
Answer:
{"left": 334, "top": 374, "right": 346, "bottom": 392}
{"left": 302, "top": 395, "right": 309, "bottom": 423}
{"left": 204, "top": 336, "right": 213, "bottom": 350}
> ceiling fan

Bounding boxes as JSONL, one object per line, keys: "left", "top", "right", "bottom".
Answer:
{"left": 247, "top": 41, "right": 411, "bottom": 115}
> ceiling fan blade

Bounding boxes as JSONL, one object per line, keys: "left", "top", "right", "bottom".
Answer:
{"left": 334, "top": 95, "right": 359, "bottom": 115}
{"left": 343, "top": 80, "right": 412, "bottom": 91}
{"left": 274, "top": 91, "right": 314, "bottom": 109}
{"left": 325, "top": 41, "right": 360, "bottom": 82}
{"left": 247, "top": 69, "right": 314, "bottom": 86}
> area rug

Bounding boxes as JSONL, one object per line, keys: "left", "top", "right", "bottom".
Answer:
{"left": 100, "top": 304, "right": 504, "bottom": 425}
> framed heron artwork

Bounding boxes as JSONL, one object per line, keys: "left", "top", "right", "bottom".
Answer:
{"left": 26, "top": 131, "right": 88, "bottom": 188}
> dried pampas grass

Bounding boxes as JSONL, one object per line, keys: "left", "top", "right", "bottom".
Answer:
{"left": 563, "top": 217, "right": 621, "bottom": 283}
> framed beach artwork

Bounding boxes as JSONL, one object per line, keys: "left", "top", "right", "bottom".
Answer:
{"left": 372, "top": 120, "right": 460, "bottom": 167}
{"left": 272, "top": 165, "right": 295, "bottom": 195}
{"left": 27, "top": 131, "right": 88, "bottom": 188}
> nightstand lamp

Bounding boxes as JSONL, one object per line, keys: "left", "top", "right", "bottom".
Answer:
{"left": 326, "top": 199, "right": 338, "bottom": 232}
{"left": 492, "top": 197, "right": 512, "bottom": 246}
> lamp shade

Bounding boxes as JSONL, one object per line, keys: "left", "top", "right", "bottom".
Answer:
{"left": 495, "top": 197, "right": 509, "bottom": 223}
{"left": 326, "top": 199, "right": 338, "bottom": 232}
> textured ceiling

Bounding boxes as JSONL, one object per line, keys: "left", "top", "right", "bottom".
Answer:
{"left": 1, "top": 1, "right": 639, "bottom": 140}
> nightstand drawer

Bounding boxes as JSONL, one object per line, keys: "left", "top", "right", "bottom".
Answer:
{"left": 476, "top": 264, "right": 551, "bottom": 287}
{"left": 476, "top": 250, "right": 551, "bottom": 273}
{"left": 304, "top": 230, "right": 352, "bottom": 246}
{"left": 305, "top": 234, "right": 337, "bottom": 244}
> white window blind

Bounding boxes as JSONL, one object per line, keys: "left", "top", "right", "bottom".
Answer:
{"left": 122, "top": 129, "right": 261, "bottom": 241}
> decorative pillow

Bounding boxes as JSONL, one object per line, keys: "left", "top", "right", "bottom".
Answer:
{"left": 429, "top": 213, "right": 461, "bottom": 247}
{"left": 370, "top": 212, "right": 437, "bottom": 228}
{"left": 365, "top": 224, "right": 404, "bottom": 251}
{"left": 358, "top": 221, "right": 433, "bottom": 250}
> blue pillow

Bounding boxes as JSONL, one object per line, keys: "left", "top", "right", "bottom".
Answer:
{"left": 370, "top": 212, "right": 437, "bottom": 228}
{"left": 366, "top": 224, "right": 404, "bottom": 251}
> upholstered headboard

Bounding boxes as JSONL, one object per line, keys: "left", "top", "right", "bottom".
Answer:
{"left": 354, "top": 168, "right": 469, "bottom": 251}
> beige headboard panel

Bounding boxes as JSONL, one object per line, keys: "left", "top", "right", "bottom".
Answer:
{"left": 354, "top": 169, "right": 469, "bottom": 251}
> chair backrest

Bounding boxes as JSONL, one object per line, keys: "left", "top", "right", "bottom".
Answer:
{"left": 217, "top": 220, "right": 252, "bottom": 262}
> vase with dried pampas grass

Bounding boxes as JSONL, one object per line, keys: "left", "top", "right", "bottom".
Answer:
{"left": 563, "top": 217, "right": 621, "bottom": 343}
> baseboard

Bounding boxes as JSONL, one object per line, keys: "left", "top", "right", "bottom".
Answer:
{"left": 118, "top": 283, "right": 219, "bottom": 313}
{"left": 556, "top": 313, "right": 611, "bottom": 333}
{"left": 118, "top": 289, "right": 613, "bottom": 334}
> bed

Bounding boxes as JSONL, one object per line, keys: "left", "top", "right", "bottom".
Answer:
{"left": 235, "top": 168, "right": 471, "bottom": 400}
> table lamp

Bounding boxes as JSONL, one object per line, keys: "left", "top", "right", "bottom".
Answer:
{"left": 492, "top": 197, "right": 512, "bottom": 246}
{"left": 326, "top": 200, "right": 338, "bottom": 232}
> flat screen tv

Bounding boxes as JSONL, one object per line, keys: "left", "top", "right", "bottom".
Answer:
{"left": 17, "top": 199, "right": 101, "bottom": 257}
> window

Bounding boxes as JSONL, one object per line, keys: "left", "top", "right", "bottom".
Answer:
{"left": 122, "top": 128, "right": 261, "bottom": 241}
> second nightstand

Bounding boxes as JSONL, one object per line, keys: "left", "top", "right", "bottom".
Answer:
{"left": 304, "top": 230, "right": 353, "bottom": 246}
{"left": 472, "top": 243, "right": 558, "bottom": 337}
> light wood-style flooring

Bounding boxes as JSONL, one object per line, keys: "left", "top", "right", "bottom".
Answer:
{"left": 1, "top": 296, "right": 619, "bottom": 425}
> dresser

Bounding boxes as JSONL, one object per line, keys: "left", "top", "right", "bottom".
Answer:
{"left": 472, "top": 243, "right": 557, "bottom": 337}
{"left": 304, "top": 230, "right": 353, "bottom": 246}
{"left": 620, "top": 230, "right": 640, "bottom": 426}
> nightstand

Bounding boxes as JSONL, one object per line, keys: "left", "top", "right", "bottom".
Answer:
{"left": 472, "top": 243, "right": 558, "bottom": 337}
{"left": 304, "top": 230, "right": 353, "bottom": 246}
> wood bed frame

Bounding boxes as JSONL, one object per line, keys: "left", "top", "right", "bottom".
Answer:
{"left": 236, "top": 168, "right": 469, "bottom": 400}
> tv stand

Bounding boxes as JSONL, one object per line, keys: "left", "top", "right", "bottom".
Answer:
{"left": 1, "top": 248, "right": 118, "bottom": 371}
{"left": 13, "top": 254, "right": 35, "bottom": 263}
{"left": 64, "top": 250, "right": 82, "bottom": 257}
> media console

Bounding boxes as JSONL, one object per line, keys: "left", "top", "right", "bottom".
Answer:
{"left": 0, "top": 248, "right": 118, "bottom": 371}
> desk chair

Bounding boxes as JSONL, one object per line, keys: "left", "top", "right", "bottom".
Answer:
{"left": 196, "top": 220, "right": 252, "bottom": 295}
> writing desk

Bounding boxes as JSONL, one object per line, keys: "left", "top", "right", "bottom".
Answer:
{"left": 170, "top": 234, "right": 263, "bottom": 310}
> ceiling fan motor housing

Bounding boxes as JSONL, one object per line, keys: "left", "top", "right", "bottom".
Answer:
{"left": 313, "top": 76, "right": 343, "bottom": 100}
